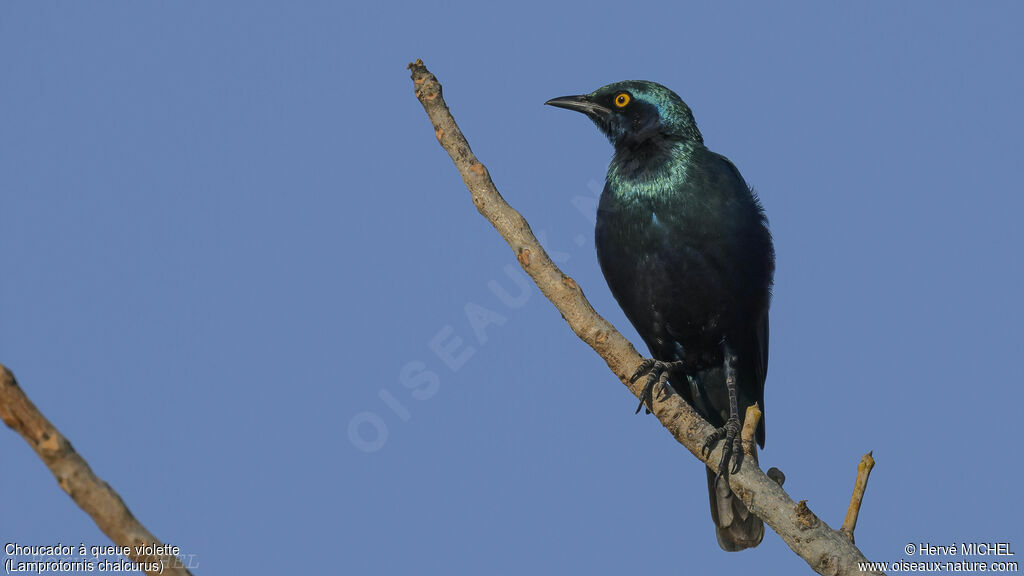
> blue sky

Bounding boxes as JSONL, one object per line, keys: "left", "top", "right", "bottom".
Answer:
{"left": 2, "top": 2, "right": 1022, "bottom": 574}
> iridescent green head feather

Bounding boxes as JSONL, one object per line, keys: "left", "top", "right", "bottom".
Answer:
{"left": 546, "top": 80, "right": 703, "bottom": 147}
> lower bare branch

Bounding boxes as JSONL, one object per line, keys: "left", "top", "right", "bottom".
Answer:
{"left": 408, "top": 59, "right": 884, "bottom": 576}
{"left": 0, "top": 363, "right": 193, "bottom": 576}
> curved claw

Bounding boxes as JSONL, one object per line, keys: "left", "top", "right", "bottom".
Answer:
{"left": 633, "top": 360, "right": 661, "bottom": 414}
{"left": 720, "top": 417, "right": 742, "bottom": 477}
{"left": 703, "top": 417, "right": 743, "bottom": 478}
{"left": 630, "top": 359, "right": 657, "bottom": 383}
{"left": 656, "top": 370, "right": 671, "bottom": 401}
{"left": 632, "top": 360, "right": 679, "bottom": 414}
{"left": 730, "top": 435, "right": 744, "bottom": 475}
{"left": 634, "top": 384, "right": 652, "bottom": 414}
{"left": 630, "top": 358, "right": 705, "bottom": 415}
{"left": 702, "top": 427, "right": 724, "bottom": 458}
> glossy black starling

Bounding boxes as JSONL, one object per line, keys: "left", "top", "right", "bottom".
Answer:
{"left": 547, "top": 81, "right": 774, "bottom": 551}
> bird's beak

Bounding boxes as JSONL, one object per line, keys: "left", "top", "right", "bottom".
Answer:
{"left": 545, "top": 95, "right": 611, "bottom": 120}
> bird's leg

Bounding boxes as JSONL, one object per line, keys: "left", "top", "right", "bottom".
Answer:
{"left": 629, "top": 358, "right": 701, "bottom": 415}
{"left": 701, "top": 341, "right": 744, "bottom": 483}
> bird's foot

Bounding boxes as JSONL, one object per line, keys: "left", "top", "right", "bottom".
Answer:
{"left": 702, "top": 416, "right": 743, "bottom": 483}
{"left": 629, "top": 359, "right": 695, "bottom": 415}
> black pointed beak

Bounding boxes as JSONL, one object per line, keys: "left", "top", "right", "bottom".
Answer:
{"left": 545, "top": 95, "right": 611, "bottom": 120}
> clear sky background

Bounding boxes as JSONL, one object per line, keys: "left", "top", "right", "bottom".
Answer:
{"left": 2, "top": 2, "right": 1022, "bottom": 574}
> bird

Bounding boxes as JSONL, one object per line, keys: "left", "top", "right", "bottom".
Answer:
{"left": 546, "top": 81, "right": 774, "bottom": 551}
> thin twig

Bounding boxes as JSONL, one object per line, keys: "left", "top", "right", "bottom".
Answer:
{"left": 740, "top": 404, "right": 761, "bottom": 463}
{"left": 841, "top": 451, "right": 876, "bottom": 542}
{"left": 0, "top": 364, "right": 193, "bottom": 576}
{"left": 408, "top": 58, "right": 883, "bottom": 576}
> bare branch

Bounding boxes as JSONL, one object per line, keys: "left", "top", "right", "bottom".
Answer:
{"left": 0, "top": 363, "right": 193, "bottom": 576}
{"left": 408, "top": 59, "right": 884, "bottom": 576}
{"left": 841, "top": 451, "right": 876, "bottom": 542}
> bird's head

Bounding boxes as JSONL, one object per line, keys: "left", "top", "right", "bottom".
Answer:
{"left": 545, "top": 80, "right": 703, "bottom": 148}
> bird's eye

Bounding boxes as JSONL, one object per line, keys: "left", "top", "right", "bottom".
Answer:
{"left": 614, "top": 93, "right": 631, "bottom": 108}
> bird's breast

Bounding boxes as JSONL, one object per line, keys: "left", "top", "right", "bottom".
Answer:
{"left": 596, "top": 199, "right": 737, "bottom": 348}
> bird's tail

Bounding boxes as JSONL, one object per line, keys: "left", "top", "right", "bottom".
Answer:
{"left": 706, "top": 467, "right": 764, "bottom": 551}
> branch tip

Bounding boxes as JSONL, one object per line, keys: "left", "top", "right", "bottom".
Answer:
{"left": 740, "top": 403, "right": 761, "bottom": 456}
{"left": 840, "top": 451, "right": 876, "bottom": 542}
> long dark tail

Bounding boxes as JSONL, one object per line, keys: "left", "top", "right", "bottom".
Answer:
{"left": 706, "top": 467, "right": 764, "bottom": 551}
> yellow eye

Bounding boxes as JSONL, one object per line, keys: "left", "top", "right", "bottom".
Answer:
{"left": 614, "top": 93, "right": 631, "bottom": 108}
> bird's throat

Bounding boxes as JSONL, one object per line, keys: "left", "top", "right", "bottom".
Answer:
{"left": 608, "top": 139, "right": 696, "bottom": 202}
